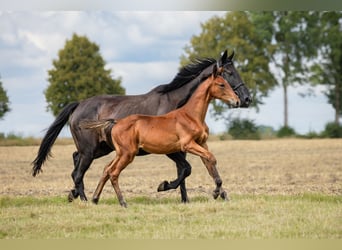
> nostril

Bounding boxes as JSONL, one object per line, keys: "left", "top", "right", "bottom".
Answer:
{"left": 245, "top": 96, "right": 252, "bottom": 104}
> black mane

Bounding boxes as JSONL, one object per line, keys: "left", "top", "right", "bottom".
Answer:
{"left": 156, "top": 57, "right": 216, "bottom": 94}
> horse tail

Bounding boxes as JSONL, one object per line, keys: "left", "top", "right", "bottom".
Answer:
{"left": 32, "top": 102, "right": 79, "bottom": 177}
{"left": 79, "top": 119, "right": 116, "bottom": 130}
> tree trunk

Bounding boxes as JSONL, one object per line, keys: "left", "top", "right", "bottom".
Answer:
{"left": 283, "top": 83, "right": 288, "bottom": 127}
{"left": 335, "top": 78, "right": 340, "bottom": 125}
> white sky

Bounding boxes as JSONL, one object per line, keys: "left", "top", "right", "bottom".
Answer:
{"left": 0, "top": 11, "right": 336, "bottom": 137}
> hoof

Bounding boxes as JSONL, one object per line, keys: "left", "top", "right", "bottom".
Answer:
{"left": 67, "top": 189, "right": 78, "bottom": 202}
{"left": 92, "top": 197, "right": 99, "bottom": 204}
{"left": 67, "top": 193, "right": 74, "bottom": 202}
{"left": 157, "top": 180, "right": 169, "bottom": 192}
{"left": 181, "top": 198, "right": 190, "bottom": 203}
{"left": 220, "top": 191, "right": 229, "bottom": 201}
{"left": 212, "top": 190, "right": 220, "bottom": 199}
{"left": 79, "top": 195, "right": 88, "bottom": 202}
{"left": 120, "top": 201, "right": 128, "bottom": 208}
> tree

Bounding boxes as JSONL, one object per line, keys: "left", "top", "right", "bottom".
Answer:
{"left": 0, "top": 75, "right": 10, "bottom": 120}
{"left": 252, "top": 11, "right": 321, "bottom": 128}
{"left": 45, "top": 33, "right": 125, "bottom": 116}
{"left": 310, "top": 12, "right": 342, "bottom": 125}
{"left": 180, "top": 11, "right": 277, "bottom": 115}
{"left": 181, "top": 11, "right": 322, "bottom": 128}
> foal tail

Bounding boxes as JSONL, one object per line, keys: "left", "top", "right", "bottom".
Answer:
{"left": 32, "top": 102, "right": 79, "bottom": 177}
{"left": 79, "top": 119, "right": 116, "bottom": 130}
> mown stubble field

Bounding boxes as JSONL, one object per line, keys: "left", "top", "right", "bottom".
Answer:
{"left": 0, "top": 138, "right": 341, "bottom": 238}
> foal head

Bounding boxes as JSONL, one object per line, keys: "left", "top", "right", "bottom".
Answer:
{"left": 209, "top": 64, "right": 240, "bottom": 107}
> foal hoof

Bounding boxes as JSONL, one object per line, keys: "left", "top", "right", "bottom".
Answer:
{"left": 212, "top": 190, "right": 220, "bottom": 199}
{"left": 157, "top": 180, "right": 169, "bottom": 192}
{"left": 120, "top": 201, "right": 128, "bottom": 208}
{"left": 220, "top": 191, "right": 229, "bottom": 201}
{"left": 92, "top": 197, "right": 99, "bottom": 205}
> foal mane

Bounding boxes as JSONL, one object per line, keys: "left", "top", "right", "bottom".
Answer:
{"left": 156, "top": 57, "right": 216, "bottom": 94}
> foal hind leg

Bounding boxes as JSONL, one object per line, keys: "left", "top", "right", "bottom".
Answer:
{"left": 92, "top": 159, "right": 113, "bottom": 204}
{"left": 93, "top": 153, "right": 134, "bottom": 207}
{"left": 158, "top": 152, "right": 191, "bottom": 203}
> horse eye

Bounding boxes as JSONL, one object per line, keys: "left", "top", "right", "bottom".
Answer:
{"left": 219, "top": 83, "right": 225, "bottom": 88}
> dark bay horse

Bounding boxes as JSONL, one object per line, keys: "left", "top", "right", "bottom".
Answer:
{"left": 32, "top": 50, "right": 251, "bottom": 202}
{"left": 81, "top": 65, "right": 240, "bottom": 207}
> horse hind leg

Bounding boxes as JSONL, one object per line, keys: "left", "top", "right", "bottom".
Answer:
{"left": 72, "top": 153, "right": 94, "bottom": 201}
{"left": 68, "top": 151, "right": 80, "bottom": 202}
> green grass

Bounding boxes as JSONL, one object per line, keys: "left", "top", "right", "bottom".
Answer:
{"left": 0, "top": 194, "right": 341, "bottom": 239}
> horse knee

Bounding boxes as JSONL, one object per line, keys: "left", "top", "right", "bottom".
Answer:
{"left": 184, "top": 164, "right": 192, "bottom": 177}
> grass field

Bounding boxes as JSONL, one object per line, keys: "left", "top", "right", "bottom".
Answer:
{"left": 0, "top": 139, "right": 341, "bottom": 239}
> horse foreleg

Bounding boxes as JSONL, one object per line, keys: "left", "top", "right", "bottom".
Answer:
{"left": 185, "top": 141, "right": 228, "bottom": 201}
{"left": 158, "top": 152, "right": 191, "bottom": 203}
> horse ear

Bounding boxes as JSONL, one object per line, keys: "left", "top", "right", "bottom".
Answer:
{"left": 228, "top": 50, "right": 235, "bottom": 61}
{"left": 219, "top": 50, "right": 228, "bottom": 66}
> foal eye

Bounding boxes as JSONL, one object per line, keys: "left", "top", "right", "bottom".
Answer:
{"left": 219, "top": 83, "right": 225, "bottom": 88}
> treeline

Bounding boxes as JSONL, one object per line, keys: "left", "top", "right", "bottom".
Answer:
{"left": 218, "top": 119, "right": 342, "bottom": 140}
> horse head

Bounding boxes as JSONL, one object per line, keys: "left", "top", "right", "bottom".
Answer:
{"left": 218, "top": 50, "right": 252, "bottom": 107}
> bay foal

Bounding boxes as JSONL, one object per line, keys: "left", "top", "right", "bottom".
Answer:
{"left": 82, "top": 65, "right": 240, "bottom": 207}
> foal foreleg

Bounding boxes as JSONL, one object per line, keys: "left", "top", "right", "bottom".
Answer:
{"left": 200, "top": 155, "right": 228, "bottom": 201}
{"left": 184, "top": 141, "right": 228, "bottom": 201}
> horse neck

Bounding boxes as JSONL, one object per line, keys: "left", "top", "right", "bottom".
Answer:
{"left": 181, "top": 78, "right": 212, "bottom": 123}
{"left": 165, "top": 65, "right": 214, "bottom": 107}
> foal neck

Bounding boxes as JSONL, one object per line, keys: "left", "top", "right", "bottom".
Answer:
{"left": 181, "top": 77, "right": 213, "bottom": 122}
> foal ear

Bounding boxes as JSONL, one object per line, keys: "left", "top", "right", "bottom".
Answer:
{"left": 213, "top": 64, "right": 218, "bottom": 78}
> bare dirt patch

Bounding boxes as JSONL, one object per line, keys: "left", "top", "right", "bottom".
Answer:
{"left": 1, "top": 139, "right": 341, "bottom": 200}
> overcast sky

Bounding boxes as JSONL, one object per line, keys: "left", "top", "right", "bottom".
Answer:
{"left": 0, "top": 11, "right": 336, "bottom": 138}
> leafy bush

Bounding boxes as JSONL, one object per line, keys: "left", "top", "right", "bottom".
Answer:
{"left": 227, "top": 118, "right": 260, "bottom": 140}
{"left": 277, "top": 126, "right": 296, "bottom": 138}
{"left": 321, "top": 122, "right": 342, "bottom": 138}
